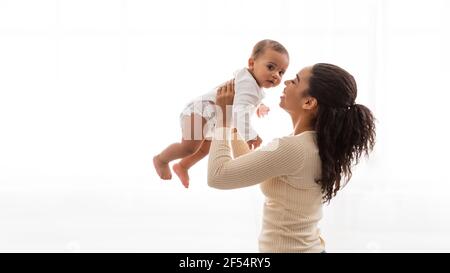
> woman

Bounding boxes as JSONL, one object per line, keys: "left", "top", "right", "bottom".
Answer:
{"left": 208, "top": 63, "right": 376, "bottom": 253}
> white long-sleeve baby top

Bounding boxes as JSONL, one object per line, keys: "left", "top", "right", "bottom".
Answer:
{"left": 189, "top": 68, "right": 264, "bottom": 141}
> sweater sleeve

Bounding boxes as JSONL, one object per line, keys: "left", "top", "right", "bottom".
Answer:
{"left": 207, "top": 128, "right": 304, "bottom": 190}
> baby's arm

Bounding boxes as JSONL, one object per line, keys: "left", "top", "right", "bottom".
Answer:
{"left": 233, "top": 79, "right": 267, "bottom": 140}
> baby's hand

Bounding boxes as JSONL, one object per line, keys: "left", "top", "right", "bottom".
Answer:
{"left": 247, "top": 135, "right": 262, "bottom": 150}
{"left": 256, "top": 103, "right": 270, "bottom": 118}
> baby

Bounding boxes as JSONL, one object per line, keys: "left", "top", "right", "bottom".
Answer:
{"left": 153, "top": 39, "right": 289, "bottom": 188}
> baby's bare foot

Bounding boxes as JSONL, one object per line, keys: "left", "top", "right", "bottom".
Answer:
{"left": 153, "top": 155, "right": 172, "bottom": 180}
{"left": 172, "top": 163, "right": 189, "bottom": 188}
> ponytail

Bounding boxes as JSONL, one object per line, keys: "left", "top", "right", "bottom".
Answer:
{"left": 309, "top": 64, "right": 376, "bottom": 203}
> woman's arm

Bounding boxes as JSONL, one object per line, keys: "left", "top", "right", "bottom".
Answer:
{"left": 230, "top": 129, "right": 251, "bottom": 158}
{"left": 207, "top": 129, "right": 303, "bottom": 190}
{"left": 209, "top": 81, "right": 302, "bottom": 189}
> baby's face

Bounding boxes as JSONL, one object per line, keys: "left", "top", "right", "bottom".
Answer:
{"left": 249, "top": 49, "right": 289, "bottom": 89}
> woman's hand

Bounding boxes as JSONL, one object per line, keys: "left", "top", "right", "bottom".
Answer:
{"left": 247, "top": 135, "right": 262, "bottom": 150}
{"left": 216, "top": 80, "right": 235, "bottom": 127}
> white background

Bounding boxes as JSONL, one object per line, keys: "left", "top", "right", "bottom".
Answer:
{"left": 1, "top": 0, "right": 449, "bottom": 252}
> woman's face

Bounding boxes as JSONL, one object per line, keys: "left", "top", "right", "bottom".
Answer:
{"left": 279, "top": 67, "right": 313, "bottom": 114}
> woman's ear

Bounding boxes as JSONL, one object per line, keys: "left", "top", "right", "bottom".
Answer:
{"left": 303, "top": 96, "right": 318, "bottom": 110}
{"left": 248, "top": 58, "right": 255, "bottom": 71}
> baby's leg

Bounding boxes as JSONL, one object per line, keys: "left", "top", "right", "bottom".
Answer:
{"left": 173, "top": 140, "right": 212, "bottom": 188}
{"left": 153, "top": 114, "right": 206, "bottom": 180}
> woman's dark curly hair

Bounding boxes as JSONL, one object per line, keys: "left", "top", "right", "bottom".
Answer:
{"left": 308, "top": 63, "right": 376, "bottom": 203}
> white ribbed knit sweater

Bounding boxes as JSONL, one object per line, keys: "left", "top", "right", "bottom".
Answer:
{"left": 207, "top": 128, "right": 325, "bottom": 253}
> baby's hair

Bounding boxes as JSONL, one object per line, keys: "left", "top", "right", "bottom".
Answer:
{"left": 251, "top": 39, "right": 289, "bottom": 60}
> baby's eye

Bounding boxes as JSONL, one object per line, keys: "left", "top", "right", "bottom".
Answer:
{"left": 279, "top": 71, "right": 285, "bottom": 76}
{"left": 267, "top": 64, "right": 275, "bottom": 71}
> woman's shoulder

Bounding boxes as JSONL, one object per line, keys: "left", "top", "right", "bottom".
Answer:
{"left": 277, "top": 131, "right": 318, "bottom": 153}
{"left": 258, "top": 131, "right": 317, "bottom": 154}
{"left": 282, "top": 131, "right": 317, "bottom": 143}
